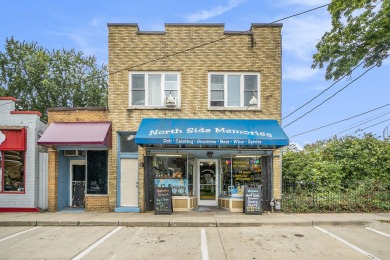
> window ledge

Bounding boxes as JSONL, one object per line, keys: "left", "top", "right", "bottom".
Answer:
{"left": 128, "top": 106, "right": 181, "bottom": 110}
{"left": 207, "top": 107, "right": 262, "bottom": 111}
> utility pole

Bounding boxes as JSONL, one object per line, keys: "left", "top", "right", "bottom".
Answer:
{"left": 383, "top": 124, "right": 390, "bottom": 140}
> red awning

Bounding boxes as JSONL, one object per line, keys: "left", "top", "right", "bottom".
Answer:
{"left": 38, "top": 122, "right": 111, "bottom": 147}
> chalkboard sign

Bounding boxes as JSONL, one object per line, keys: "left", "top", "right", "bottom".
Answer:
{"left": 154, "top": 187, "right": 173, "bottom": 215}
{"left": 244, "top": 185, "right": 262, "bottom": 215}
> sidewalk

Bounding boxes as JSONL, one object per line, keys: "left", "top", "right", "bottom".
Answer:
{"left": 1, "top": 211, "right": 389, "bottom": 227}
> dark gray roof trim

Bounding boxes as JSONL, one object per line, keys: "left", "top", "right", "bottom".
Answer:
{"left": 137, "top": 31, "right": 165, "bottom": 35}
{"left": 107, "top": 23, "right": 139, "bottom": 27}
{"left": 165, "top": 23, "right": 225, "bottom": 27}
{"left": 224, "top": 31, "right": 253, "bottom": 35}
{"left": 48, "top": 107, "right": 108, "bottom": 112}
{"left": 251, "top": 23, "right": 283, "bottom": 28}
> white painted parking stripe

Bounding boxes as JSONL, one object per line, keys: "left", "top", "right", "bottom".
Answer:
{"left": 201, "top": 228, "right": 209, "bottom": 260}
{"left": 71, "top": 226, "right": 123, "bottom": 260}
{"left": 314, "top": 226, "right": 381, "bottom": 260}
{"left": 365, "top": 227, "right": 390, "bottom": 238}
{"left": 0, "top": 226, "right": 40, "bottom": 242}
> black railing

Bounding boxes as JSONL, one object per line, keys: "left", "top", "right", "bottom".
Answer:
{"left": 281, "top": 180, "right": 390, "bottom": 213}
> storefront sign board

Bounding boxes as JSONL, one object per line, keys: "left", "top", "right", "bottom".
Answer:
{"left": 244, "top": 185, "right": 262, "bottom": 215}
{"left": 154, "top": 187, "right": 173, "bottom": 215}
{"left": 0, "top": 128, "right": 26, "bottom": 151}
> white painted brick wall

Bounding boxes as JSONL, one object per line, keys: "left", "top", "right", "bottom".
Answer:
{"left": 0, "top": 99, "right": 46, "bottom": 208}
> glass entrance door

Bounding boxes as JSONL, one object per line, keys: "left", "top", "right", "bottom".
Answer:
{"left": 198, "top": 159, "right": 218, "bottom": 206}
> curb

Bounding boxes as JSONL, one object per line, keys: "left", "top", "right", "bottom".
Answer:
{"left": 0, "top": 220, "right": 377, "bottom": 227}
{"left": 0, "top": 221, "right": 37, "bottom": 226}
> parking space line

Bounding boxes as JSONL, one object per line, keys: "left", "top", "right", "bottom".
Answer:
{"left": 314, "top": 226, "right": 381, "bottom": 260}
{"left": 201, "top": 228, "right": 209, "bottom": 260}
{"left": 0, "top": 227, "right": 40, "bottom": 243}
{"left": 71, "top": 226, "right": 123, "bottom": 260}
{"left": 365, "top": 227, "right": 390, "bottom": 238}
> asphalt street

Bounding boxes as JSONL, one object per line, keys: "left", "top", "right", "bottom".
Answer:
{"left": 0, "top": 221, "right": 389, "bottom": 259}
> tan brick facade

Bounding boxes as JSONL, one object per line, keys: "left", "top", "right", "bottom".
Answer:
{"left": 85, "top": 196, "right": 110, "bottom": 212}
{"left": 46, "top": 108, "right": 109, "bottom": 212}
{"left": 108, "top": 23, "right": 285, "bottom": 212}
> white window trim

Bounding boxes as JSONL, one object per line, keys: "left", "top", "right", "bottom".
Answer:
{"left": 129, "top": 71, "right": 181, "bottom": 108}
{"left": 208, "top": 72, "right": 260, "bottom": 109}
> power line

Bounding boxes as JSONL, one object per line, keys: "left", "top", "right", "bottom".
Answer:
{"left": 334, "top": 111, "right": 390, "bottom": 136}
{"left": 282, "top": 60, "right": 365, "bottom": 120}
{"left": 283, "top": 64, "right": 377, "bottom": 128}
{"left": 351, "top": 118, "right": 390, "bottom": 135}
{"left": 108, "top": 3, "right": 331, "bottom": 76}
{"left": 333, "top": 109, "right": 390, "bottom": 134}
{"left": 289, "top": 103, "right": 390, "bottom": 138}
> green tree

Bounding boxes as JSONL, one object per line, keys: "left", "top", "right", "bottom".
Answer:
{"left": 283, "top": 134, "right": 390, "bottom": 185}
{"left": 0, "top": 37, "right": 108, "bottom": 121}
{"left": 312, "top": 0, "right": 390, "bottom": 80}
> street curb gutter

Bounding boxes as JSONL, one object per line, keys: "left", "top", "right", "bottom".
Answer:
{"left": 261, "top": 221, "right": 313, "bottom": 227}
{"left": 0, "top": 221, "right": 37, "bottom": 226}
{"left": 79, "top": 221, "right": 119, "bottom": 226}
{"left": 312, "top": 221, "right": 369, "bottom": 226}
{"left": 0, "top": 220, "right": 375, "bottom": 227}
{"left": 170, "top": 221, "right": 217, "bottom": 227}
{"left": 119, "top": 221, "right": 170, "bottom": 227}
{"left": 37, "top": 221, "right": 79, "bottom": 226}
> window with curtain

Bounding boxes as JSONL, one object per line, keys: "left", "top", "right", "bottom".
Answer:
{"left": 209, "top": 73, "right": 260, "bottom": 108}
{"left": 130, "top": 72, "right": 180, "bottom": 107}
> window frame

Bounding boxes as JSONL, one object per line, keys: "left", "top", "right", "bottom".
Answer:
{"left": 208, "top": 72, "right": 260, "bottom": 109}
{"left": 86, "top": 150, "right": 108, "bottom": 195}
{"left": 129, "top": 71, "right": 181, "bottom": 108}
{"left": 0, "top": 150, "right": 26, "bottom": 194}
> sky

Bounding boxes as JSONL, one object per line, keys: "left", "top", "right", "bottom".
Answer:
{"left": 1, "top": 0, "right": 389, "bottom": 148}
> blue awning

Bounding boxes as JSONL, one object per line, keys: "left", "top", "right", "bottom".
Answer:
{"left": 135, "top": 118, "right": 289, "bottom": 148}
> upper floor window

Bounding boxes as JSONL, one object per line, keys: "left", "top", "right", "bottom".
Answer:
{"left": 129, "top": 72, "right": 180, "bottom": 107}
{"left": 209, "top": 73, "right": 260, "bottom": 108}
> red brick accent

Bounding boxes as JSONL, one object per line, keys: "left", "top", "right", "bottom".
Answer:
{"left": 0, "top": 97, "right": 17, "bottom": 102}
{"left": 11, "top": 111, "right": 42, "bottom": 117}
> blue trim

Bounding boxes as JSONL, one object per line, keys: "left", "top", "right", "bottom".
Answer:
{"left": 119, "top": 154, "right": 138, "bottom": 159}
{"left": 116, "top": 132, "right": 139, "bottom": 208}
{"left": 116, "top": 133, "right": 121, "bottom": 207}
{"left": 135, "top": 118, "right": 289, "bottom": 147}
{"left": 115, "top": 207, "right": 141, "bottom": 213}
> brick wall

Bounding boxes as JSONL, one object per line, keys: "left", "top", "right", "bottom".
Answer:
{"left": 47, "top": 108, "right": 108, "bottom": 124}
{"left": 0, "top": 98, "right": 44, "bottom": 209}
{"left": 46, "top": 108, "right": 109, "bottom": 212}
{"left": 108, "top": 23, "right": 283, "bottom": 211}
{"left": 85, "top": 196, "right": 109, "bottom": 212}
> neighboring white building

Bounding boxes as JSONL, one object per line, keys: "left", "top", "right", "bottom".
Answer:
{"left": 0, "top": 97, "right": 46, "bottom": 211}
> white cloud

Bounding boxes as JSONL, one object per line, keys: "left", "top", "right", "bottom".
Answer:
{"left": 47, "top": 20, "right": 108, "bottom": 64}
{"left": 278, "top": 0, "right": 329, "bottom": 7}
{"left": 283, "top": 15, "right": 331, "bottom": 62}
{"left": 185, "top": 0, "right": 246, "bottom": 22}
{"left": 283, "top": 65, "right": 318, "bottom": 81}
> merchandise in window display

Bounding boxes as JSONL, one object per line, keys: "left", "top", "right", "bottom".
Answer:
{"left": 221, "top": 157, "right": 261, "bottom": 197}
{"left": 2, "top": 151, "right": 25, "bottom": 192}
{"left": 153, "top": 156, "right": 193, "bottom": 196}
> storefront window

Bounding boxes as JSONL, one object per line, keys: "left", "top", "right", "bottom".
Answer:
{"left": 220, "top": 157, "right": 261, "bottom": 197}
{"left": 153, "top": 155, "right": 193, "bottom": 196}
{"left": 87, "top": 150, "right": 108, "bottom": 194}
{"left": 1, "top": 151, "right": 25, "bottom": 192}
{"left": 119, "top": 132, "right": 138, "bottom": 153}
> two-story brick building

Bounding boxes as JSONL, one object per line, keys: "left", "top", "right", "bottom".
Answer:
{"left": 108, "top": 23, "right": 289, "bottom": 213}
